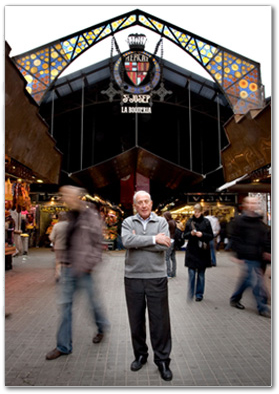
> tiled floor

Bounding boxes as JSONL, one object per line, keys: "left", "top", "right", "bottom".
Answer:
{"left": 5, "top": 248, "right": 272, "bottom": 387}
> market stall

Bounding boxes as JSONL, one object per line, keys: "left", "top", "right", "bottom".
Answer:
{"left": 38, "top": 202, "right": 68, "bottom": 247}
{"left": 5, "top": 177, "right": 37, "bottom": 263}
{"left": 83, "top": 194, "right": 124, "bottom": 250}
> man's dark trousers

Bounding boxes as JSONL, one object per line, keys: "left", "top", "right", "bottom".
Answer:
{"left": 124, "top": 277, "right": 172, "bottom": 366}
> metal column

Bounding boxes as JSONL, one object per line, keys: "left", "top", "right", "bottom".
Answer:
{"left": 217, "top": 93, "right": 222, "bottom": 167}
{"left": 50, "top": 89, "right": 55, "bottom": 137}
{"left": 80, "top": 77, "right": 84, "bottom": 170}
{"left": 188, "top": 81, "right": 193, "bottom": 171}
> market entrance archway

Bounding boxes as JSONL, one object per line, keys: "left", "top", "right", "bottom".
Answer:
{"left": 13, "top": 8, "right": 264, "bottom": 114}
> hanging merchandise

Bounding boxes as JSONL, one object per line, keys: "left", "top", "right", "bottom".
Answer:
{"left": 5, "top": 178, "right": 13, "bottom": 202}
{"left": 11, "top": 181, "right": 31, "bottom": 211}
{"left": 5, "top": 210, "right": 15, "bottom": 246}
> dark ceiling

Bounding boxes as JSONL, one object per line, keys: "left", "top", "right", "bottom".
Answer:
{"left": 38, "top": 54, "right": 234, "bottom": 207}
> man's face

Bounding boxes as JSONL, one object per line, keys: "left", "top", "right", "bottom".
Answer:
{"left": 134, "top": 193, "right": 153, "bottom": 220}
{"left": 59, "top": 187, "right": 80, "bottom": 210}
{"left": 243, "top": 197, "right": 260, "bottom": 213}
{"left": 194, "top": 209, "right": 202, "bottom": 219}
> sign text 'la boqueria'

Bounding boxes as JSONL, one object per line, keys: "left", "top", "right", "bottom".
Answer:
{"left": 121, "top": 94, "right": 152, "bottom": 114}
{"left": 121, "top": 106, "right": 152, "bottom": 114}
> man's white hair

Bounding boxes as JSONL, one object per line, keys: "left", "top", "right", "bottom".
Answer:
{"left": 133, "top": 190, "right": 151, "bottom": 204}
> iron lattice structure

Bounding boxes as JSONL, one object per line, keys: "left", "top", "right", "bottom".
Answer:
{"left": 12, "top": 9, "right": 265, "bottom": 114}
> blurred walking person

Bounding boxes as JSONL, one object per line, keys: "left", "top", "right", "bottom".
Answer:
{"left": 216, "top": 219, "right": 228, "bottom": 250}
{"left": 49, "top": 211, "right": 68, "bottom": 281}
{"left": 229, "top": 196, "right": 271, "bottom": 318}
{"left": 225, "top": 217, "right": 235, "bottom": 251}
{"left": 46, "top": 186, "right": 109, "bottom": 360}
{"left": 184, "top": 204, "right": 214, "bottom": 301}
{"left": 204, "top": 210, "right": 220, "bottom": 266}
{"left": 163, "top": 211, "right": 177, "bottom": 278}
{"left": 121, "top": 191, "right": 173, "bottom": 381}
{"left": 10, "top": 205, "right": 22, "bottom": 256}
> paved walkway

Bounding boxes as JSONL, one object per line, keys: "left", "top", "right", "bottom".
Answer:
{"left": 5, "top": 248, "right": 272, "bottom": 387}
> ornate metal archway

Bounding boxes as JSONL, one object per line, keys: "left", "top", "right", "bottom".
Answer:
{"left": 12, "top": 8, "right": 265, "bottom": 114}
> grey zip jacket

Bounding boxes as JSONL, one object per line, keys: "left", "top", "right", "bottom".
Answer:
{"left": 121, "top": 212, "right": 169, "bottom": 279}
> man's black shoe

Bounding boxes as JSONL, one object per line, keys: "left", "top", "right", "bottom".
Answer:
{"left": 230, "top": 301, "right": 245, "bottom": 310}
{"left": 158, "top": 362, "right": 173, "bottom": 381}
{"left": 130, "top": 355, "right": 147, "bottom": 371}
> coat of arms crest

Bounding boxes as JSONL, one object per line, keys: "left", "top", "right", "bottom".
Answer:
{"left": 124, "top": 53, "right": 150, "bottom": 86}
{"left": 113, "top": 34, "right": 161, "bottom": 94}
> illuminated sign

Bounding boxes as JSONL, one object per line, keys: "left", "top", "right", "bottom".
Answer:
{"left": 102, "top": 33, "right": 172, "bottom": 113}
{"left": 114, "top": 47, "right": 160, "bottom": 114}
{"left": 187, "top": 194, "right": 237, "bottom": 204}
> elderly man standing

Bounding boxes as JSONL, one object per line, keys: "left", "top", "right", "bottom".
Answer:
{"left": 121, "top": 191, "right": 173, "bottom": 381}
{"left": 46, "top": 186, "right": 109, "bottom": 360}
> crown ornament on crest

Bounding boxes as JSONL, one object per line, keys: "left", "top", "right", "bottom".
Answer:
{"left": 127, "top": 34, "right": 147, "bottom": 51}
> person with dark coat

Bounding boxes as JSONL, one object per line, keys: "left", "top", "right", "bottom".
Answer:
{"left": 163, "top": 211, "right": 177, "bottom": 278}
{"left": 184, "top": 204, "right": 214, "bottom": 301}
{"left": 229, "top": 197, "right": 271, "bottom": 318}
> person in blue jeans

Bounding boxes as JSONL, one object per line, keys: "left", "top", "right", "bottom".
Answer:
{"left": 229, "top": 197, "right": 271, "bottom": 318}
{"left": 163, "top": 211, "right": 177, "bottom": 278}
{"left": 184, "top": 204, "right": 213, "bottom": 301}
{"left": 204, "top": 211, "right": 220, "bottom": 266}
{"left": 46, "top": 186, "right": 109, "bottom": 360}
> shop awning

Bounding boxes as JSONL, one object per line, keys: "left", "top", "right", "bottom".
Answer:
{"left": 216, "top": 174, "right": 249, "bottom": 192}
{"left": 216, "top": 165, "right": 271, "bottom": 193}
{"left": 70, "top": 147, "right": 204, "bottom": 192}
{"left": 226, "top": 183, "right": 271, "bottom": 193}
{"left": 221, "top": 103, "right": 271, "bottom": 184}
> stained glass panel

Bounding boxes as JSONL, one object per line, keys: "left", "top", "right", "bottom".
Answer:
{"left": 196, "top": 40, "right": 218, "bottom": 66}
{"left": 96, "top": 24, "right": 112, "bottom": 41}
{"left": 186, "top": 38, "right": 202, "bottom": 63}
{"left": 111, "top": 18, "right": 125, "bottom": 31}
{"left": 169, "top": 28, "right": 191, "bottom": 48}
{"left": 50, "top": 47, "right": 68, "bottom": 77}
{"left": 206, "top": 50, "right": 223, "bottom": 84}
{"left": 17, "top": 65, "right": 47, "bottom": 95}
{"left": 53, "top": 42, "right": 69, "bottom": 60}
{"left": 163, "top": 26, "right": 177, "bottom": 42}
{"left": 16, "top": 49, "right": 48, "bottom": 77}
{"left": 118, "top": 15, "right": 136, "bottom": 29}
{"left": 138, "top": 15, "right": 156, "bottom": 31}
{"left": 72, "top": 35, "right": 89, "bottom": 59}
{"left": 61, "top": 36, "right": 79, "bottom": 61}
{"left": 149, "top": 19, "right": 164, "bottom": 33}
{"left": 32, "top": 91, "right": 46, "bottom": 103}
{"left": 226, "top": 69, "right": 260, "bottom": 104}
